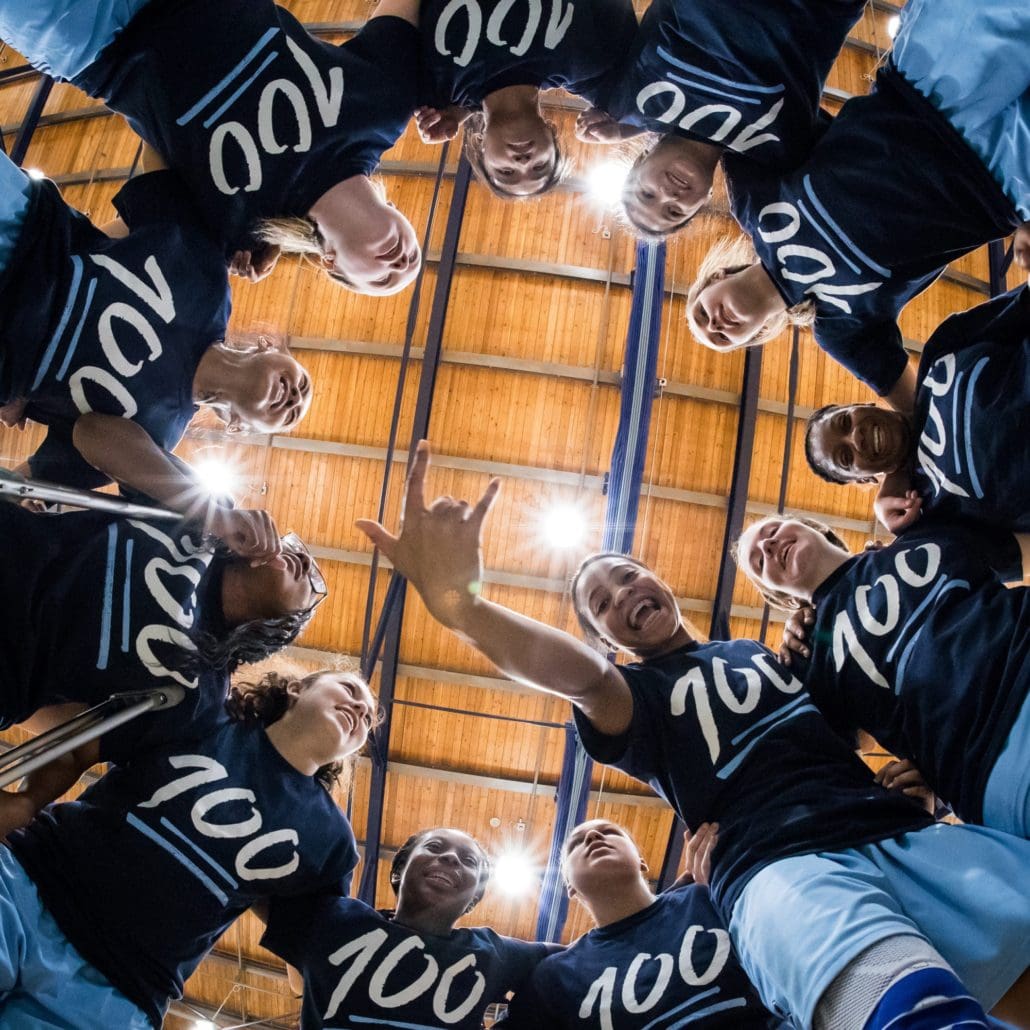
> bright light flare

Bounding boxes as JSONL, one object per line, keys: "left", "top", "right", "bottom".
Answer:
{"left": 886, "top": 14, "right": 900, "bottom": 38}
{"left": 193, "top": 458, "right": 240, "bottom": 498}
{"left": 493, "top": 850, "right": 539, "bottom": 898}
{"left": 586, "top": 159, "right": 630, "bottom": 209}
{"left": 540, "top": 502, "right": 589, "bottom": 550}
{"left": 25, "top": 167, "right": 45, "bottom": 180}
{"left": 192, "top": 1021, "right": 218, "bottom": 1030}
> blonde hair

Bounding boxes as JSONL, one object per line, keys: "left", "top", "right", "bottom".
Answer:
{"left": 686, "top": 234, "right": 816, "bottom": 351}
{"left": 461, "top": 111, "right": 571, "bottom": 200}
{"left": 254, "top": 215, "right": 355, "bottom": 288}
{"left": 731, "top": 514, "right": 850, "bottom": 612}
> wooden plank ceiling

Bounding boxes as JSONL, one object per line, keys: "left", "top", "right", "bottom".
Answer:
{"left": 0, "top": 1, "right": 1022, "bottom": 1025}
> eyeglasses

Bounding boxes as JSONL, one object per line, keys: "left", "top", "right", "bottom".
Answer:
{"left": 280, "top": 532, "right": 328, "bottom": 611}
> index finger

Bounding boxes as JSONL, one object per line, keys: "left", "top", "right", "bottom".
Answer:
{"left": 470, "top": 477, "right": 501, "bottom": 529}
{"left": 404, "top": 440, "right": 431, "bottom": 513}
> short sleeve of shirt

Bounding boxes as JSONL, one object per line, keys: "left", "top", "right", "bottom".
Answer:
{"left": 921, "top": 285, "right": 1030, "bottom": 367}
{"left": 112, "top": 170, "right": 213, "bottom": 235}
{"left": 571, "top": 672, "right": 647, "bottom": 768}
{"left": 498, "top": 964, "right": 555, "bottom": 1029}
{"left": 909, "top": 519, "right": 1024, "bottom": 583}
{"left": 261, "top": 891, "right": 328, "bottom": 968}
{"left": 98, "top": 668, "right": 229, "bottom": 766}
{"left": 812, "top": 316, "right": 912, "bottom": 398}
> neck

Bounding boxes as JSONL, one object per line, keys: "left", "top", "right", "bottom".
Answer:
{"left": 264, "top": 716, "right": 322, "bottom": 777}
{"left": 586, "top": 877, "right": 655, "bottom": 928}
{"left": 309, "top": 174, "right": 372, "bottom": 224}
{"left": 802, "top": 546, "right": 852, "bottom": 601}
{"left": 633, "top": 623, "right": 693, "bottom": 661}
{"left": 393, "top": 898, "right": 462, "bottom": 938}
{"left": 482, "top": 84, "right": 540, "bottom": 124}
{"left": 192, "top": 344, "right": 236, "bottom": 405}
{"left": 746, "top": 262, "right": 789, "bottom": 321}
{"left": 672, "top": 134, "right": 722, "bottom": 179}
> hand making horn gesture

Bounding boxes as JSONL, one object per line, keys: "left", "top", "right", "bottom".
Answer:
{"left": 356, "top": 442, "right": 500, "bottom": 626}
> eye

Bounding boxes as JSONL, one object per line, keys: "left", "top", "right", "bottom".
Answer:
{"left": 622, "top": 568, "right": 636, "bottom": 583}
{"left": 426, "top": 840, "right": 442, "bottom": 852}
{"left": 838, "top": 447, "right": 852, "bottom": 470}
{"left": 460, "top": 852, "right": 479, "bottom": 868}
{"left": 532, "top": 161, "right": 547, "bottom": 173}
{"left": 596, "top": 598, "right": 609, "bottom": 615}
{"left": 497, "top": 167, "right": 514, "bottom": 178}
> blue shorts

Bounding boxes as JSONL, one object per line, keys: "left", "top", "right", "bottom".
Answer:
{"left": 0, "top": 0, "right": 152, "bottom": 82}
{"left": 890, "top": 0, "right": 1030, "bottom": 219}
{"left": 983, "top": 685, "right": 1030, "bottom": 838}
{"left": 728, "top": 824, "right": 1030, "bottom": 1029}
{"left": 0, "top": 847, "right": 150, "bottom": 1028}
{"left": 0, "top": 151, "right": 32, "bottom": 277}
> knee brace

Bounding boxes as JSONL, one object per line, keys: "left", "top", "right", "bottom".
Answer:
{"left": 864, "top": 967, "right": 989, "bottom": 1030}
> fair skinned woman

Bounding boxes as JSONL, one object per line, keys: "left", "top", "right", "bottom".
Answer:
{"left": 355, "top": 442, "right": 1030, "bottom": 1030}
{"left": 0, "top": 0, "right": 423, "bottom": 296}
{"left": 0, "top": 151, "right": 313, "bottom": 492}
{"left": 499, "top": 818, "right": 778, "bottom": 1029}
{"left": 414, "top": 0, "right": 637, "bottom": 198}
{"left": 0, "top": 499, "right": 327, "bottom": 730}
{"left": 737, "top": 514, "right": 1030, "bottom": 842}
{"left": 687, "top": 0, "right": 1028, "bottom": 410}
{"left": 261, "top": 826, "right": 554, "bottom": 1028}
{"left": 573, "top": 0, "right": 865, "bottom": 236}
{"left": 0, "top": 668, "right": 375, "bottom": 1026}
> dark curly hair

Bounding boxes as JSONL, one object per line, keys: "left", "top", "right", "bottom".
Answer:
{"left": 389, "top": 828, "right": 492, "bottom": 914}
{"left": 226, "top": 669, "right": 372, "bottom": 791}
{"left": 461, "top": 112, "right": 571, "bottom": 199}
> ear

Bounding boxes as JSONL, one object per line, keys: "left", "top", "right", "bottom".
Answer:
{"left": 639, "top": 857, "right": 649, "bottom": 875}
{"left": 225, "top": 418, "right": 242, "bottom": 435}
{"left": 286, "top": 678, "right": 304, "bottom": 699}
{"left": 565, "top": 883, "right": 577, "bottom": 901}
{"left": 318, "top": 252, "right": 336, "bottom": 271}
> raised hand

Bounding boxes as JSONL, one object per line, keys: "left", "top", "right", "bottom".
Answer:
{"left": 874, "top": 758, "right": 937, "bottom": 815}
{"left": 875, "top": 488, "right": 923, "bottom": 535}
{"left": 575, "top": 107, "right": 633, "bottom": 145}
{"left": 0, "top": 396, "right": 28, "bottom": 430}
{"left": 671, "top": 822, "right": 719, "bottom": 888}
{"left": 414, "top": 106, "right": 465, "bottom": 145}
{"left": 356, "top": 441, "right": 499, "bottom": 625}
{"left": 1013, "top": 222, "right": 1030, "bottom": 285}
{"left": 206, "top": 506, "right": 283, "bottom": 566}
{"left": 777, "top": 604, "right": 814, "bottom": 666}
{"left": 229, "top": 242, "right": 281, "bottom": 283}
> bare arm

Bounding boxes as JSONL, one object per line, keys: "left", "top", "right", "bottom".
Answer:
{"left": 369, "top": 0, "right": 418, "bottom": 26}
{"left": 1017, "top": 533, "right": 1030, "bottom": 581}
{"left": 356, "top": 443, "right": 633, "bottom": 736}
{"left": 0, "top": 707, "right": 99, "bottom": 840}
{"left": 98, "top": 216, "right": 129, "bottom": 238}
{"left": 72, "top": 413, "right": 282, "bottom": 563}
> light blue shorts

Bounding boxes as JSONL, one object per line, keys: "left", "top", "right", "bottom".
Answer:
{"left": 0, "top": 150, "right": 32, "bottom": 276}
{"left": 728, "top": 824, "right": 1030, "bottom": 1029}
{"left": 0, "top": 847, "right": 150, "bottom": 1028}
{"left": 0, "top": 0, "right": 152, "bottom": 82}
{"left": 983, "top": 686, "right": 1030, "bottom": 839}
{"left": 890, "top": 0, "right": 1030, "bottom": 219}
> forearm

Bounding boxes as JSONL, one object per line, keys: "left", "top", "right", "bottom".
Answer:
{"left": 72, "top": 414, "right": 210, "bottom": 516}
{"left": 439, "top": 597, "right": 631, "bottom": 734}
{"left": 1016, "top": 533, "right": 1030, "bottom": 581}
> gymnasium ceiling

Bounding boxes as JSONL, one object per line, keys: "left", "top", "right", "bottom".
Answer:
{"left": 0, "top": 0, "right": 1023, "bottom": 1024}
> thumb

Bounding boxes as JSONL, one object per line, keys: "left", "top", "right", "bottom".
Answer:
{"left": 356, "top": 519, "right": 399, "bottom": 556}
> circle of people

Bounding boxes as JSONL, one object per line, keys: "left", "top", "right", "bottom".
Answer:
{"left": 0, "top": 0, "right": 1026, "bottom": 1027}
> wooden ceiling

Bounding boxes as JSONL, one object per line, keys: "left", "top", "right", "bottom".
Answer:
{"left": 0, "top": 1, "right": 1022, "bottom": 1025}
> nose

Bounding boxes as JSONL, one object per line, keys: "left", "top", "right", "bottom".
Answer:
{"left": 436, "top": 848, "right": 460, "bottom": 866}
{"left": 583, "top": 826, "right": 604, "bottom": 845}
{"left": 614, "top": 584, "right": 633, "bottom": 609}
{"left": 760, "top": 535, "right": 776, "bottom": 559}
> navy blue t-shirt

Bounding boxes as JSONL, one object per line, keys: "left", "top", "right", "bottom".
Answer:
{"left": 75, "top": 0, "right": 419, "bottom": 252}
{"left": 500, "top": 885, "right": 779, "bottom": 1029}
{"left": 598, "top": 0, "right": 862, "bottom": 168}
{"left": 727, "top": 65, "right": 1019, "bottom": 396}
{"left": 262, "top": 895, "right": 553, "bottom": 1029}
{"left": 0, "top": 505, "right": 225, "bottom": 728}
{"left": 0, "top": 170, "right": 230, "bottom": 489}
{"left": 9, "top": 693, "right": 357, "bottom": 1028}
{"left": 573, "top": 639, "right": 933, "bottom": 920}
{"left": 798, "top": 522, "right": 1027, "bottom": 825}
{"left": 418, "top": 0, "right": 637, "bottom": 110}
{"left": 911, "top": 286, "right": 1030, "bottom": 532}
